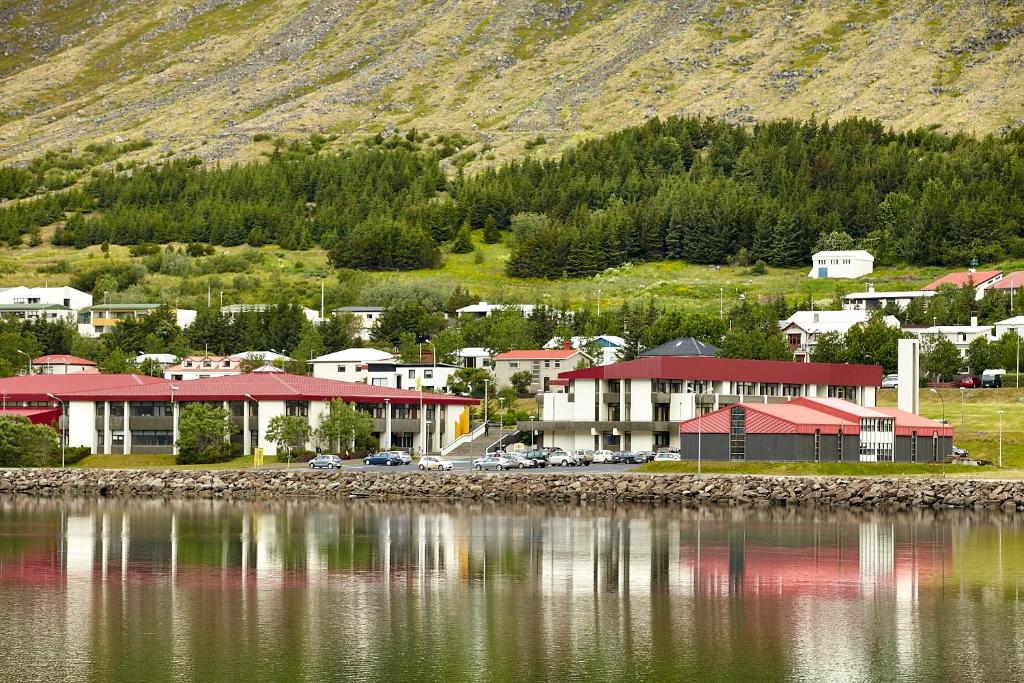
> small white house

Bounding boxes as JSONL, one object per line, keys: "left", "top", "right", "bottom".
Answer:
{"left": 543, "top": 335, "right": 625, "bottom": 366}
{"left": 0, "top": 286, "right": 93, "bottom": 311}
{"left": 456, "top": 347, "right": 492, "bottom": 369}
{"left": 909, "top": 317, "right": 994, "bottom": 358}
{"left": 333, "top": 306, "right": 384, "bottom": 340}
{"left": 780, "top": 310, "right": 900, "bottom": 361}
{"left": 455, "top": 301, "right": 535, "bottom": 319}
{"left": 310, "top": 348, "right": 396, "bottom": 382}
{"left": 809, "top": 250, "right": 874, "bottom": 279}
{"left": 993, "top": 316, "right": 1024, "bottom": 340}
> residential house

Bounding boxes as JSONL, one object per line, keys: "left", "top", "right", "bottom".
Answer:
{"left": 333, "top": 306, "right": 384, "bottom": 340}
{"left": 310, "top": 348, "right": 396, "bottom": 382}
{"left": 134, "top": 353, "right": 178, "bottom": 370}
{"left": 0, "top": 303, "right": 75, "bottom": 322}
{"left": 640, "top": 337, "right": 720, "bottom": 358}
{"left": 163, "top": 355, "right": 243, "bottom": 381}
{"left": 779, "top": 310, "right": 901, "bottom": 361}
{"left": 993, "top": 316, "right": 1024, "bottom": 340}
{"left": 908, "top": 317, "right": 994, "bottom": 358}
{"left": 543, "top": 335, "right": 625, "bottom": 366}
{"left": 0, "top": 286, "right": 92, "bottom": 310}
{"left": 843, "top": 285, "right": 936, "bottom": 311}
{"left": 221, "top": 303, "right": 322, "bottom": 325}
{"left": 922, "top": 270, "right": 1003, "bottom": 301}
{"left": 364, "top": 362, "right": 460, "bottom": 392}
{"left": 808, "top": 250, "right": 874, "bottom": 279}
{"left": 32, "top": 354, "right": 99, "bottom": 375}
{"left": 492, "top": 349, "right": 589, "bottom": 393}
{"left": 79, "top": 304, "right": 197, "bottom": 337}
{"left": 455, "top": 301, "right": 535, "bottom": 319}
{"left": 521, "top": 356, "right": 882, "bottom": 453}
{"left": 456, "top": 347, "right": 492, "bottom": 369}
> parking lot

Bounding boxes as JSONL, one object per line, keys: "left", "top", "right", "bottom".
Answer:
{"left": 330, "top": 459, "right": 639, "bottom": 475}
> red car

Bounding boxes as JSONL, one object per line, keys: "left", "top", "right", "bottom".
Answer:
{"left": 957, "top": 375, "right": 982, "bottom": 389}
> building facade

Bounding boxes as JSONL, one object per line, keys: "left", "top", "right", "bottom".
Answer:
{"left": 779, "top": 310, "right": 901, "bottom": 361}
{"left": 543, "top": 335, "right": 625, "bottom": 366}
{"left": 333, "top": 306, "right": 384, "bottom": 340}
{"left": 79, "top": 304, "right": 197, "bottom": 337}
{"left": 493, "top": 349, "right": 587, "bottom": 394}
{"left": 522, "top": 356, "right": 882, "bottom": 453}
{"left": 163, "top": 355, "right": 243, "bottom": 381}
{"left": 31, "top": 354, "right": 99, "bottom": 375}
{"left": 0, "top": 286, "right": 92, "bottom": 310}
{"left": 310, "top": 348, "right": 396, "bottom": 382}
{"left": 809, "top": 250, "right": 875, "bottom": 279}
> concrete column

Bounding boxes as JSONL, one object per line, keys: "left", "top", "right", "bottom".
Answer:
{"left": 381, "top": 401, "right": 392, "bottom": 449}
{"left": 432, "top": 405, "right": 441, "bottom": 453}
{"left": 103, "top": 401, "right": 111, "bottom": 455}
{"left": 123, "top": 401, "right": 131, "bottom": 454}
{"left": 223, "top": 401, "right": 230, "bottom": 443}
{"left": 243, "top": 402, "right": 251, "bottom": 455}
{"left": 172, "top": 402, "right": 179, "bottom": 456}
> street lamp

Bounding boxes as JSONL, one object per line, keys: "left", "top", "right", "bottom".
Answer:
{"left": 483, "top": 379, "right": 490, "bottom": 425}
{"left": 498, "top": 397, "right": 506, "bottom": 449}
{"left": 929, "top": 388, "right": 945, "bottom": 423}
{"left": 46, "top": 393, "right": 66, "bottom": 467}
{"left": 696, "top": 391, "right": 708, "bottom": 478}
{"left": 998, "top": 410, "right": 1005, "bottom": 468}
{"left": 530, "top": 415, "right": 536, "bottom": 447}
{"left": 719, "top": 288, "right": 724, "bottom": 320}
{"left": 16, "top": 349, "right": 31, "bottom": 376}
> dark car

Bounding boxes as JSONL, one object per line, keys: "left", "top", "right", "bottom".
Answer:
{"left": 957, "top": 375, "right": 982, "bottom": 389}
{"left": 981, "top": 372, "right": 1003, "bottom": 388}
{"left": 363, "top": 452, "right": 404, "bottom": 466}
{"left": 631, "top": 451, "right": 656, "bottom": 463}
{"left": 611, "top": 451, "right": 632, "bottom": 464}
{"left": 522, "top": 449, "right": 549, "bottom": 467}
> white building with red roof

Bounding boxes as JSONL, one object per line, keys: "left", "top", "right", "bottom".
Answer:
{"left": 492, "top": 348, "right": 590, "bottom": 394}
{"left": 0, "top": 372, "right": 477, "bottom": 457}
{"left": 922, "top": 270, "right": 1003, "bottom": 300}
{"left": 522, "top": 356, "right": 883, "bottom": 452}
{"left": 31, "top": 354, "right": 99, "bottom": 375}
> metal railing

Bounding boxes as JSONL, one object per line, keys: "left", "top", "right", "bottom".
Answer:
{"left": 439, "top": 421, "right": 488, "bottom": 456}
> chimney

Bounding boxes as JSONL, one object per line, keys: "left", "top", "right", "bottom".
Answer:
{"left": 867, "top": 283, "right": 875, "bottom": 293}
{"left": 562, "top": 339, "right": 571, "bottom": 350}
{"left": 970, "top": 315, "right": 978, "bottom": 327}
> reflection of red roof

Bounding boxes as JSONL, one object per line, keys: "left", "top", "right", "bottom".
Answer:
{"left": 993, "top": 272, "right": 1024, "bottom": 290}
{"left": 0, "top": 407, "right": 61, "bottom": 424}
{"left": 32, "top": 354, "right": 96, "bottom": 366}
{"left": 564, "top": 356, "right": 881, "bottom": 387}
{"left": 495, "top": 349, "right": 579, "bottom": 360}
{"left": 0, "top": 374, "right": 164, "bottom": 402}
{"left": 923, "top": 271, "right": 1001, "bottom": 290}
{"left": 58, "top": 372, "right": 477, "bottom": 406}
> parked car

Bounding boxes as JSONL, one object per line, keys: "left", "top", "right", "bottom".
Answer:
{"left": 418, "top": 455, "right": 453, "bottom": 471}
{"left": 952, "top": 445, "right": 969, "bottom": 457}
{"left": 549, "top": 451, "right": 579, "bottom": 466}
{"left": 571, "top": 449, "right": 594, "bottom": 466}
{"left": 506, "top": 453, "right": 537, "bottom": 468}
{"left": 472, "top": 455, "right": 514, "bottom": 471}
{"left": 654, "top": 452, "right": 681, "bottom": 462}
{"left": 389, "top": 450, "right": 413, "bottom": 465}
{"left": 881, "top": 374, "right": 899, "bottom": 389}
{"left": 631, "top": 451, "right": 656, "bottom": 463}
{"left": 309, "top": 454, "right": 343, "bottom": 470}
{"left": 593, "top": 449, "right": 616, "bottom": 463}
{"left": 611, "top": 451, "right": 632, "bottom": 464}
{"left": 981, "top": 371, "right": 1004, "bottom": 388}
{"left": 521, "top": 450, "right": 549, "bottom": 467}
{"left": 957, "top": 374, "right": 982, "bottom": 389}
{"left": 364, "top": 452, "right": 404, "bottom": 466}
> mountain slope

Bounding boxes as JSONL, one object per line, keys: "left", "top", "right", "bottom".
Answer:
{"left": 1, "top": 0, "right": 1022, "bottom": 165}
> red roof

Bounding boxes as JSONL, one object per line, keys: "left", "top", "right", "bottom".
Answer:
{"left": 0, "top": 407, "right": 61, "bottom": 425}
{"left": 494, "top": 349, "right": 579, "bottom": 360}
{"left": 56, "top": 372, "right": 477, "bottom": 406}
{"left": 0, "top": 374, "right": 165, "bottom": 402}
{"left": 993, "top": 272, "right": 1024, "bottom": 290}
{"left": 922, "top": 271, "right": 1001, "bottom": 291}
{"left": 32, "top": 354, "right": 96, "bottom": 366}
{"left": 789, "top": 396, "right": 889, "bottom": 420}
{"left": 680, "top": 402, "right": 857, "bottom": 435}
{"left": 874, "top": 407, "right": 954, "bottom": 437}
{"left": 560, "top": 356, "right": 881, "bottom": 387}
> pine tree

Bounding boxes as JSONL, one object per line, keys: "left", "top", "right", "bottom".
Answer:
{"left": 450, "top": 222, "right": 474, "bottom": 254}
{"left": 482, "top": 216, "right": 500, "bottom": 244}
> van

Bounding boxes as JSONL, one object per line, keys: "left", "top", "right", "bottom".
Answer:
{"left": 981, "top": 370, "right": 1004, "bottom": 388}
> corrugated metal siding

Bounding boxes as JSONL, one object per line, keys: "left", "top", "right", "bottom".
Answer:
{"left": 679, "top": 411, "right": 730, "bottom": 434}
{"left": 746, "top": 434, "right": 817, "bottom": 461}
{"left": 680, "top": 434, "right": 729, "bottom": 460}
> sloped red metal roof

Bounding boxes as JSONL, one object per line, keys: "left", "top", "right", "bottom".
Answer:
{"left": 993, "top": 272, "right": 1024, "bottom": 290}
{"left": 0, "top": 374, "right": 165, "bottom": 402}
{"left": 679, "top": 402, "right": 857, "bottom": 435}
{"left": 56, "top": 372, "right": 477, "bottom": 406}
{"left": 32, "top": 354, "right": 97, "bottom": 366}
{"left": 874, "top": 407, "right": 954, "bottom": 437}
{"left": 561, "top": 356, "right": 881, "bottom": 387}
{"left": 922, "top": 271, "right": 1001, "bottom": 291}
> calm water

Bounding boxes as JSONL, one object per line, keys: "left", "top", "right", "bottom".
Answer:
{"left": 1, "top": 498, "right": 1023, "bottom": 683}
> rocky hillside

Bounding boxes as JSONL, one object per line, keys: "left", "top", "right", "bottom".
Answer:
{"left": 1, "top": 0, "right": 1022, "bottom": 165}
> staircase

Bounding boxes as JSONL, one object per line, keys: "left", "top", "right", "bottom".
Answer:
{"left": 441, "top": 422, "right": 516, "bottom": 459}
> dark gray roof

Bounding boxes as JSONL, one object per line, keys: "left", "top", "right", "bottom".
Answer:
{"left": 640, "top": 337, "right": 720, "bottom": 358}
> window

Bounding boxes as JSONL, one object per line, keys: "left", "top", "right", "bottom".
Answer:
{"left": 828, "top": 385, "right": 858, "bottom": 400}
{"left": 932, "top": 433, "right": 938, "bottom": 460}
{"left": 337, "top": 365, "right": 346, "bottom": 373}
{"left": 130, "top": 401, "right": 173, "bottom": 418}
{"left": 109, "top": 403, "right": 124, "bottom": 417}
{"left": 788, "top": 333, "right": 802, "bottom": 346}
{"left": 184, "top": 361, "right": 193, "bottom": 368}
{"left": 554, "top": 361, "right": 560, "bottom": 368}
{"left": 222, "top": 360, "right": 231, "bottom": 368}
{"left": 285, "top": 401, "right": 309, "bottom": 417}
{"left": 837, "top": 430, "right": 843, "bottom": 461}
{"left": 112, "top": 430, "right": 124, "bottom": 447}
{"left": 729, "top": 407, "right": 745, "bottom": 460}
{"left": 372, "top": 378, "right": 388, "bottom": 386}
{"left": 814, "top": 430, "right": 821, "bottom": 462}
{"left": 424, "top": 369, "right": 433, "bottom": 379}
{"left": 228, "top": 402, "right": 244, "bottom": 417}
{"left": 132, "top": 430, "right": 173, "bottom": 446}
{"left": 408, "top": 369, "right": 416, "bottom": 379}
{"left": 509, "top": 362, "right": 519, "bottom": 369}
{"left": 735, "top": 382, "right": 755, "bottom": 396}
{"left": 761, "top": 383, "right": 778, "bottom": 396}
{"left": 783, "top": 384, "right": 803, "bottom": 397}
{"left": 202, "top": 360, "right": 212, "bottom": 368}
{"left": 911, "top": 431, "right": 917, "bottom": 462}
{"left": 97, "top": 431, "right": 104, "bottom": 447}
{"left": 248, "top": 402, "right": 259, "bottom": 417}
{"left": 544, "top": 360, "right": 551, "bottom": 368}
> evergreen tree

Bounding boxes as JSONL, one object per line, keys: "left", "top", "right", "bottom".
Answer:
{"left": 482, "top": 215, "right": 500, "bottom": 244}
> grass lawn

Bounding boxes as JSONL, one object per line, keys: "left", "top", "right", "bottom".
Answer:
{"left": 73, "top": 454, "right": 281, "bottom": 470}
{"left": 634, "top": 461, "right": 995, "bottom": 477}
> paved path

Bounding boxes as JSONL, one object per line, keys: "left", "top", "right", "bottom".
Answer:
{"left": 304, "top": 459, "right": 639, "bottom": 475}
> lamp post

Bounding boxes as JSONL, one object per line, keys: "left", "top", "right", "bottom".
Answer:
{"left": 719, "top": 288, "right": 724, "bottom": 320}
{"left": 998, "top": 410, "right": 1005, "bottom": 468}
{"left": 696, "top": 391, "right": 707, "bottom": 478}
{"left": 959, "top": 388, "right": 966, "bottom": 429}
{"left": 16, "top": 349, "right": 31, "bottom": 376}
{"left": 530, "top": 415, "right": 536, "bottom": 447}
{"left": 47, "top": 393, "right": 66, "bottom": 468}
{"left": 929, "top": 388, "right": 945, "bottom": 423}
{"left": 498, "top": 397, "right": 506, "bottom": 450}
{"left": 483, "top": 379, "right": 490, "bottom": 425}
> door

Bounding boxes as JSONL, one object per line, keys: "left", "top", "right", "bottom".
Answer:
{"left": 818, "top": 267, "right": 828, "bottom": 278}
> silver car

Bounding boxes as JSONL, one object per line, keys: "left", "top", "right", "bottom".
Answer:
{"left": 472, "top": 455, "right": 514, "bottom": 471}
{"left": 308, "top": 454, "right": 343, "bottom": 470}
{"left": 389, "top": 450, "right": 413, "bottom": 465}
{"left": 506, "top": 453, "right": 537, "bottom": 468}
{"left": 549, "top": 451, "right": 579, "bottom": 466}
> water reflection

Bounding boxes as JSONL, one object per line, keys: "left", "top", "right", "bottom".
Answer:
{"left": 0, "top": 497, "right": 1022, "bottom": 681}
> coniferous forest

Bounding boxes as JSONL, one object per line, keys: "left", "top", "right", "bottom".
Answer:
{"left": 2, "top": 117, "right": 1022, "bottom": 278}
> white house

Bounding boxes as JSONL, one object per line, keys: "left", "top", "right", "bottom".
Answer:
{"left": 134, "top": 353, "right": 178, "bottom": 370}
{"left": 163, "top": 355, "right": 243, "bottom": 381}
{"left": 31, "top": 354, "right": 99, "bottom": 375}
{"left": 233, "top": 350, "right": 293, "bottom": 365}
{"left": 0, "top": 286, "right": 92, "bottom": 310}
{"left": 909, "top": 317, "right": 994, "bottom": 358}
{"left": 843, "top": 285, "right": 936, "bottom": 311}
{"left": 543, "top": 335, "right": 625, "bottom": 366}
{"left": 993, "top": 316, "right": 1024, "bottom": 340}
{"left": 333, "top": 306, "right": 384, "bottom": 340}
{"left": 78, "top": 304, "right": 197, "bottom": 337}
{"left": 221, "top": 303, "right": 322, "bottom": 325}
{"left": 456, "top": 347, "right": 491, "bottom": 369}
{"left": 364, "top": 362, "right": 460, "bottom": 392}
{"left": 455, "top": 301, "right": 535, "bottom": 319}
{"left": 0, "top": 303, "right": 75, "bottom": 322}
{"left": 780, "top": 310, "right": 901, "bottom": 361}
{"left": 310, "top": 348, "right": 396, "bottom": 382}
{"left": 809, "top": 250, "right": 874, "bottom": 279}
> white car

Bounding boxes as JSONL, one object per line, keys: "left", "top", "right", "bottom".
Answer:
{"left": 593, "top": 450, "right": 616, "bottom": 463}
{"left": 418, "top": 455, "right": 453, "bottom": 471}
{"left": 881, "top": 374, "right": 899, "bottom": 389}
{"left": 549, "top": 451, "right": 579, "bottom": 466}
{"left": 653, "top": 452, "right": 681, "bottom": 462}
{"left": 391, "top": 451, "right": 413, "bottom": 465}
{"left": 506, "top": 453, "right": 537, "bottom": 468}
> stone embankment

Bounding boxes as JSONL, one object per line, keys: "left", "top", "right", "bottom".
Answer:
{"left": 3, "top": 469, "right": 1024, "bottom": 511}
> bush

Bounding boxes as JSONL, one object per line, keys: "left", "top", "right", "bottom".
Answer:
{"left": 750, "top": 259, "right": 768, "bottom": 275}
{"left": 64, "top": 445, "right": 91, "bottom": 466}
{"left": 253, "top": 133, "right": 272, "bottom": 142}
{"left": 0, "top": 417, "right": 58, "bottom": 467}
{"left": 175, "top": 442, "right": 234, "bottom": 465}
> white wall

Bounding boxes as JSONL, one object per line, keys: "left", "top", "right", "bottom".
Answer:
{"left": 311, "top": 363, "right": 370, "bottom": 383}
{"left": 256, "top": 401, "right": 286, "bottom": 456}
{"left": 67, "top": 401, "right": 95, "bottom": 450}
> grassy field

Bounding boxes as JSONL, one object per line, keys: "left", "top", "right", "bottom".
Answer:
{"left": 74, "top": 454, "right": 282, "bottom": 470}
{"left": 7, "top": 233, "right": 1020, "bottom": 314}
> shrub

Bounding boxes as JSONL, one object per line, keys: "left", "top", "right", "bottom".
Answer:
{"left": 750, "top": 259, "right": 768, "bottom": 275}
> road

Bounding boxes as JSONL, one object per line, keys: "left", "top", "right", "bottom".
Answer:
{"left": 309, "top": 459, "right": 640, "bottom": 475}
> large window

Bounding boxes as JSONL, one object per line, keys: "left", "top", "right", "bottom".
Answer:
{"left": 132, "top": 430, "right": 174, "bottom": 446}
{"left": 285, "top": 401, "right": 309, "bottom": 417}
{"left": 782, "top": 384, "right": 803, "bottom": 397}
{"left": 130, "top": 401, "right": 173, "bottom": 418}
{"left": 828, "top": 385, "right": 858, "bottom": 400}
{"left": 109, "top": 403, "right": 124, "bottom": 417}
{"left": 735, "top": 382, "right": 755, "bottom": 396}
{"left": 729, "top": 408, "right": 745, "bottom": 460}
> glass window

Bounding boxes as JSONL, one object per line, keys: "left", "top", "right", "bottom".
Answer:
{"left": 132, "top": 430, "right": 174, "bottom": 446}
{"left": 112, "top": 430, "right": 124, "bottom": 446}
{"left": 109, "top": 403, "right": 124, "bottom": 417}
{"left": 509, "top": 362, "right": 519, "bottom": 368}
{"left": 408, "top": 369, "right": 415, "bottom": 379}
{"left": 424, "top": 369, "right": 433, "bottom": 379}
{"left": 285, "top": 401, "right": 309, "bottom": 417}
{"left": 130, "top": 401, "right": 173, "bottom": 417}
{"left": 337, "top": 365, "right": 346, "bottom": 372}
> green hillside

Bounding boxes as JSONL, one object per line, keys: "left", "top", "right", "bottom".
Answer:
{"left": 0, "top": 0, "right": 1022, "bottom": 167}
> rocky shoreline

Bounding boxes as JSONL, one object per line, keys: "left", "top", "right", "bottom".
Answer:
{"left": 2, "top": 468, "right": 1024, "bottom": 511}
